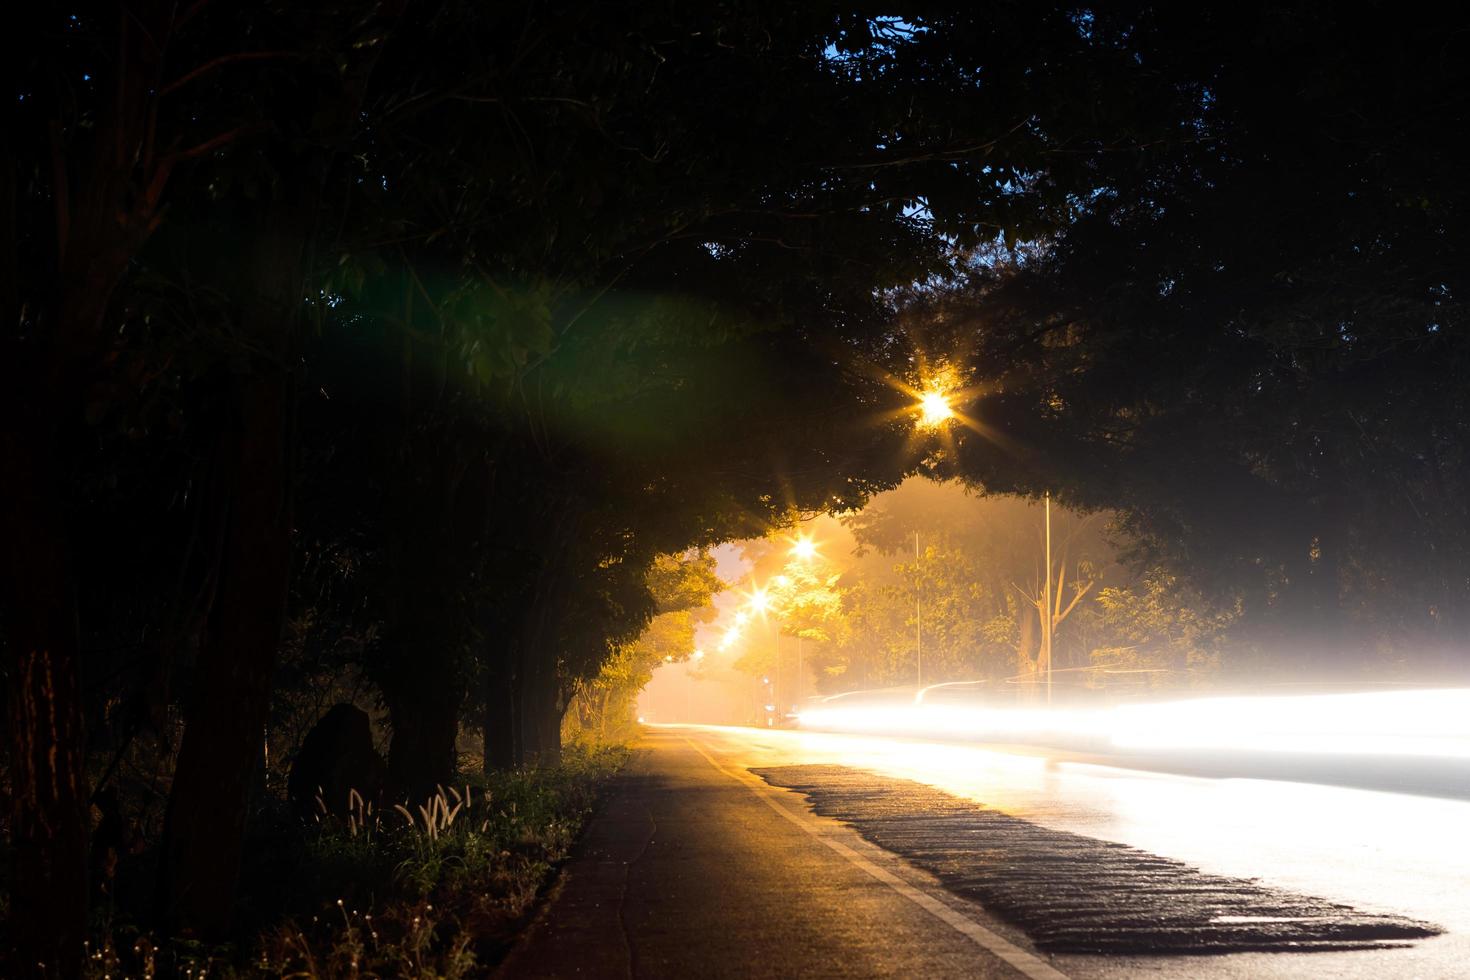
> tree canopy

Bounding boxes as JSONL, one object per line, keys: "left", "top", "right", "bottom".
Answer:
{"left": 4, "top": 1, "right": 1467, "bottom": 971}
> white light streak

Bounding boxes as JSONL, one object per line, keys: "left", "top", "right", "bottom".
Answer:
{"left": 798, "top": 688, "right": 1470, "bottom": 760}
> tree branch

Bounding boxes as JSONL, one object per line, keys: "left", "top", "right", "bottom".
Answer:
{"left": 169, "top": 123, "right": 265, "bottom": 161}
{"left": 1055, "top": 580, "right": 1094, "bottom": 626}
{"left": 160, "top": 51, "right": 299, "bottom": 97}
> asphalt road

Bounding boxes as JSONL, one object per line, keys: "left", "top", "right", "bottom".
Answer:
{"left": 500, "top": 726, "right": 1469, "bottom": 979}
{"left": 499, "top": 728, "right": 1062, "bottom": 979}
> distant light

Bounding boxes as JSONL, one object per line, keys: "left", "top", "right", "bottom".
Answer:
{"left": 790, "top": 536, "right": 818, "bottom": 561}
{"left": 637, "top": 716, "right": 645, "bottom": 724}
{"left": 691, "top": 649, "right": 705, "bottom": 660}
{"left": 774, "top": 574, "right": 791, "bottom": 588}
{"left": 749, "top": 588, "right": 771, "bottom": 613}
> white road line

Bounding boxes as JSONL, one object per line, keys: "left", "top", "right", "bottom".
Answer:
{"left": 681, "top": 735, "right": 1071, "bottom": 980}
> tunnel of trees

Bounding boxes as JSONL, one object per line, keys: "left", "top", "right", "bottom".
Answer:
{"left": 3, "top": 1, "right": 1467, "bottom": 972}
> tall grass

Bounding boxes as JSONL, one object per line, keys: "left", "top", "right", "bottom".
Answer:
{"left": 79, "top": 742, "right": 629, "bottom": 978}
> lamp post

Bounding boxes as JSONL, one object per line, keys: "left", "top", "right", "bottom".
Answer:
{"left": 687, "top": 649, "right": 704, "bottom": 722}
{"left": 1043, "top": 491, "right": 1053, "bottom": 704}
{"left": 912, "top": 383, "right": 953, "bottom": 690}
{"left": 795, "top": 633, "right": 802, "bottom": 713}
{"left": 773, "top": 622, "right": 780, "bottom": 718}
{"left": 915, "top": 529, "right": 922, "bottom": 690}
{"left": 909, "top": 379, "right": 1056, "bottom": 703}
{"left": 787, "top": 535, "right": 819, "bottom": 711}
{"left": 748, "top": 586, "right": 777, "bottom": 724}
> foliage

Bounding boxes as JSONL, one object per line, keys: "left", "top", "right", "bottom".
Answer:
{"left": 77, "top": 744, "right": 628, "bottom": 978}
{"left": 915, "top": 3, "right": 1470, "bottom": 678}
{"left": 766, "top": 483, "right": 1230, "bottom": 695}
{"left": 1091, "top": 574, "right": 1233, "bottom": 692}
{"left": 9, "top": 0, "right": 1468, "bottom": 964}
{"left": 569, "top": 553, "right": 723, "bottom": 739}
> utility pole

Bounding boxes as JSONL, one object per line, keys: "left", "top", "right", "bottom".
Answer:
{"left": 915, "top": 529, "right": 923, "bottom": 689}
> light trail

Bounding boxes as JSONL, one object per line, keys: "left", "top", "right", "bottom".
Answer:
{"left": 798, "top": 687, "right": 1470, "bottom": 759}
{"left": 667, "top": 722, "right": 1470, "bottom": 977}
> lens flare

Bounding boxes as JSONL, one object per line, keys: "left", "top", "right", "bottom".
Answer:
{"left": 918, "top": 389, "right": 954, "bottom": 428}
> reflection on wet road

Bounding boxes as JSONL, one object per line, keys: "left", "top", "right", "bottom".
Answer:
{"left": 673, "top": 724, "right": 1470, "bottom": 979}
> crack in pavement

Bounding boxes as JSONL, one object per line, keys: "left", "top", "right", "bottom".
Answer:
{"left": 615, "top": 802, "right": 658, "bottom": 979}
{"left": 752, "top": 765, "right": 1442, "bottom": 956}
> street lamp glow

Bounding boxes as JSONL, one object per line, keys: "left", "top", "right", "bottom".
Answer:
{"left": 917, "top": 389, "right": 954, "bottom": 428}
{"left": 691, "top": 648, "right": 705, "bottom": 661}
{"left": 790, "top": 536, "right": 818, "bottom": 561}
{"left": 749, "top": 588, "right": 771, "bottom": 613}
{"left": 733, "top": 610, "right": 749, "bottom": 627}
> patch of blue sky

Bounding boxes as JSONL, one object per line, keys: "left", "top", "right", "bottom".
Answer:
{"left": 822, "top": 16, "right": 928, "bottom": 67}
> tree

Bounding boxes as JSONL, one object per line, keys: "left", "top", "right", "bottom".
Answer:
{"left": 569, "top": 552, "right": 723, "bottom": 740}
{"left": 730, "top": 548, "right": 848, "bottom": 706}
{"left": 2, "top": 2, "right": 1250, "bottom": 956}
{"left": 913, "top": 3, "right": 1470, "bottom": 680}
{"left": 3, "top": 3, "right": 297, "bottom": 960}
{"left": 1092, "top": 572, "right": 1232, "bottom": 692}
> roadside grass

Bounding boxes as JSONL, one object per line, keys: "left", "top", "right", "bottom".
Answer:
{"left": 80, "top": 742, "right": 630, "bottom": 978}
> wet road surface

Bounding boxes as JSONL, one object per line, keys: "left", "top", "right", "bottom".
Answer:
{"left": 501, "top": 726, "right": 1469, "bottom": 979}
{"left": 754, "top": 765, "right": 1435, "bottom": 954}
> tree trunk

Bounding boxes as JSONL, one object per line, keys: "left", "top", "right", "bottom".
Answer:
{"left": 155, "top": 366, "right": 293, "bottom": 938}
{"left": 0, "top": 424, "right": 89, "bottom": 978}
{"left": 378, "top": 435, "right": 485, "bottom": 796}
{"left": 517, "top": 656, "right": 564, "bottom": 767}
{"left": 156, "top": 177, "right": 312, "bottom": 934}
{"left": 599, "top": 686, "right": 614, "bottom": 740}
{"left": 0, "top": 11, "right": 171, "bottom": 961}
{"left": 384, "top": 633, "right": 463, "bottom": 801}
{"left": 483, "top": 638, "right": 518, "bottom": 773}
{"left": 483, "top": 497, "right": 584, "bottom": 770}
{"left": 511, "top": 503, "right": 585, "bottom": 768}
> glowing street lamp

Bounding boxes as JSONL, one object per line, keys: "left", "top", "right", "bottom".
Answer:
{"left": 909, "top": 382, "right": 957, "bottom": 688}
{"left": 790, "top": 535, "right": 818, "bottom": 561}
{"left": 917, "top": 388, "right": 954, "bottom": 429}
{"left": 748, "top": 587, "right": 771, "bottom": 614}
{"left": 908, "top": 375, "right": 1055, "bottom": 702}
